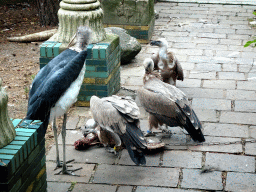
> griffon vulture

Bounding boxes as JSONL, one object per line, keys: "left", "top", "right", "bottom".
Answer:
{"left": 89, "top": 95, "right": 147, "bottom": 165}
{"left": 137, "top": 58, "right": 205, "bottom": 142}
{"left": 150, "top": 38, "right": 184, "bottom": 85}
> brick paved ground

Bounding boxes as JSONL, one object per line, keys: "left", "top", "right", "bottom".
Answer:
{"left": 47, "top": 1, "right": 256, "bottom": 191}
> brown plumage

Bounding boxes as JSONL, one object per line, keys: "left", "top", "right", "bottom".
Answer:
{"left": 89, "top": 95, "right": 147, "bottom": 165}
{"left": 150, "top": 38, "right": 184, "bottom": 85}
{"left": 137, "top": 58, "right": 205, "bottom": 142}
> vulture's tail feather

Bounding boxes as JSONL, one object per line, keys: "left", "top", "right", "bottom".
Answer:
{"left": 120, "top": 123, "right": 146, "bottom": 165}
{"left": 183, "top": 110, "right": 205, "bottom": 142}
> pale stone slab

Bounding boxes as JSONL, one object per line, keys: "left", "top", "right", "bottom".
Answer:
{"left": 180, "top": 88, "right": 224, "bottom": 99}
{"left": 46, "top": 162, "right": 95, "bottom": 182}
{"left": 181, "top": 169, "right": 223, "bottom": 190}
{"left": 93, "top": 164, "right": 180, "bottom": 187}
{"left": 226, "top": 172, "right": 256, "bottom": 192}
{"left": 66, "top": 116, "right": 80, "bottom": 130}
{"left": 226, "top": 90, "right": 256, "bottom": 100}
{"left": 237, "top": 81, "right": 256, "bottom": 91}
{"left": 47, "top": 182, "right": 71, "bottom": 192}
{"left": 188, "top": 136, "right": 242, "bottom": 153}
{"left": 203, "top": 80, "right": 236, "bottom": 89}
{"left": 245, "top": 141, "right": 256, "bottom": 155}
{"left": 72, "top": 184, "right": 117, "bottom": 192}
{"left": 119, "top": 150, "right": 161, "bottom": 166}
{"left": 203, "top": 123, "right": 249, "bottom": 138}
{"left": 205, "top": 152, "right": 255, "bottom": 172}
{"left": 192, "top": 98, "right": 231, "bottom": 110}
{"left": 136, "top": 187, "right": 200, "bottom": 192}
{"left": 189, "top": 71, "right": 216, "bottom": 79}
{"left": 218, "top": 72, "right": 245, "bottom": 80}
{"left": 220, "top": 112, "right": 256, "bottom": 124}
{"left": 163, "top": 151, "right": 202, "bottom": 168}
{"left": 117, "top": 186, "right": 133, "bottom": 192}
{"left": 193, "top": 109, "right": 219, "bottom": 122}
{"left": 47, "top": 145, "right": 118, "bottom": 164}
{"left": 176, "top": 79, "right": 201, "bottom": 88}
{"left": 235, "top": 100, "right": 256, "bottom": 112}
{"left": 57, "top": 130, "right": 83, "bottom": 145}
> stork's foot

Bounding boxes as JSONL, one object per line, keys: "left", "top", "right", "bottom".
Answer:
{"left": 144, "top": 130, "right": 156, "bottom": 137}
{"left": 54, "top": 167, "right": 82, "bottom": 176}
{"left": 54, "top": 159, "right": 75, "bottom": 170}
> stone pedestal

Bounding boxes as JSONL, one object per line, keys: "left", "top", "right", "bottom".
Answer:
{"left": 100, "top": 0, "right": 155, "bottom": 43}
{"left": 49, "top": 0, "right": 106, "bottom": 48}
{"left": 0, "top": 119, "right": 46, "bottom": 192}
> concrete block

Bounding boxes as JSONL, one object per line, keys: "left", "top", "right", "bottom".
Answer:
{"left": 226, "top": 172, "right": 256, "bottom": 191}
{"left": 181, "top": 169, "right": 223, "bottom": 190}
{"left": 205, "top": 152, "right": 255, "bottom": 172}
{"left": 93, "top": 164, "right": 180, "bottom": 187}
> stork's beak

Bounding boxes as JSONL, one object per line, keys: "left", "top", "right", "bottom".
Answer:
{"left": 150, "top": 40, "right": 161, "bottom": 46}
{"left": 68, "top": 33, "right": 77, "bottom": 47}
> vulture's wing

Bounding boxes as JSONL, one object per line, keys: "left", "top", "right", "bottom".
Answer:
{"left": 103, "top": 95, "right": 140, "bottom": 120}
{"left": 175, "top": 59, "right": 184, "bottom": 81}
{"left": 138, "top": 78, "right": 204, "bottom": 142}
{"left": 137, "top": 78, "right": 187, "bottom": 125}
{"left": 90, "top": 96, "right": 147, "bottom": 165}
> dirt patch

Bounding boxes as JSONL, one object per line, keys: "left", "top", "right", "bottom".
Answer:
{"left": 0, "top": 3, "right": 62, "bottom": 153}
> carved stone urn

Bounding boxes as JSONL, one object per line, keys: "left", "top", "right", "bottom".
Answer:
{"left": 49, "top": 0, "right": 106, "bottom": 45}
{"left": 0, "top": 79, "right": 16, "bottom": 149}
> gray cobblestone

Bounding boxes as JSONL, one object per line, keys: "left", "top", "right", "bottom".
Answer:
{"left": 73, "top": 184, "right": 117, "bottom": 192}
{"left": 218, "top": 72, "right": 245, "bottom": 80}
{"left": 188, "top": 136, "right": 242, "bottom": 153}
{"left": 93, "top": 165, "right": 180, "bottom": 187}
{"left": 205, "top": 152, "right": 255, "bottom": 172}
{"left": 117, "top": 186, "right": 133, "bottom": 192}
{"left": 204, "top": 123, "right": 249, "bottom": 137}
{"left": 136, "top": 186, "right": 200, "bottom": 192}
{"left": 192, "top": 98, "right": 231, "bottom": 110}
{"left": 181, "top": 169, "right": 223, "bottom": 190}
{"left": 237, "top": 81, "right": 256, "bottom": 90}
{"left": 220, "top": 39, "right": 242, "bottom": 45}
{"left": 245, "top": 142, "right": 256, "bottom": 155}
{"left": 235, "top": 100, "right": 256, "bottom": 112}
{"left": 249, "top": 126, "right": 256, "bottom": 139}
{"left": 189, "top": 71, "right": 216, "bottom": 79}
{"left": 226, "top": 90, "right": 256, "bottom": 100}
{"left": 180, "top": 88, "right": 224, "bottom": 99}
{"left": 195, "top": 63, "right": 222, "bottom": 71}
{"left": 197, "top": 33, "right": 226, "bottom": 38}
{"left": 220, "top": 111, "right": 256, "bottom": 124}
{"left": 222, "top": 64, "right": 237, "bottom": 72}
{"left": 176, "top": 79, "right": 201, "bottom": 88}
{"left": 226, "top": 172, "right": 256, "bottom": 191}
{"left": 163, "top": 151, "right": 202, "bottom": 168}
{"left": 216, "top": 50, "right": 241, "bottom": 58}
{"left": 203, "top": 80, "right": 236, "bottom": 89}
{"left": 193, "top": 109, "right": 219, "bottom": 122}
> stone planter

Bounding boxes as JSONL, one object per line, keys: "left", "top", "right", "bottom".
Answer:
{"left": 0, "top": 79, "right": 16, "bottom": 149}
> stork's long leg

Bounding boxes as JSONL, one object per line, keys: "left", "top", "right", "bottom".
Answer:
{"left": 52, "top": 117, "right": 61, "bottom": 168}
{"left": 55, "top": 113, "right": 81, "bottom": 176}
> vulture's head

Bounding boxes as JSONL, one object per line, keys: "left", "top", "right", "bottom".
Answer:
{"left": 143, "top": 58, "right": 154, "bottom": 74}
{"left": 150, "top": 38, "right": 168, "bottom": 48}
{"left": 81, "top": 118, "right": 97, "bottom": 136}
{"left": 68, "top": 26, "right": 92, "bottom": 50}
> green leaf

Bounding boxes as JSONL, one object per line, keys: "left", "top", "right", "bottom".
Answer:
{"left": 244, "top": 39, "right": 256, "bottom": 47}
{"left": 253, "top": 11, "right": 256, "bottom": 15}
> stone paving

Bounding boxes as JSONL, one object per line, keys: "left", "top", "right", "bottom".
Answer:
{"left": 47, "top": 2, "right": 256, "bottom": 192}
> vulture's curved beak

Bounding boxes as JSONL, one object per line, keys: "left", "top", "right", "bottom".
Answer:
{"left": 150, "top": 40, "right": 161, "bottom": 46}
